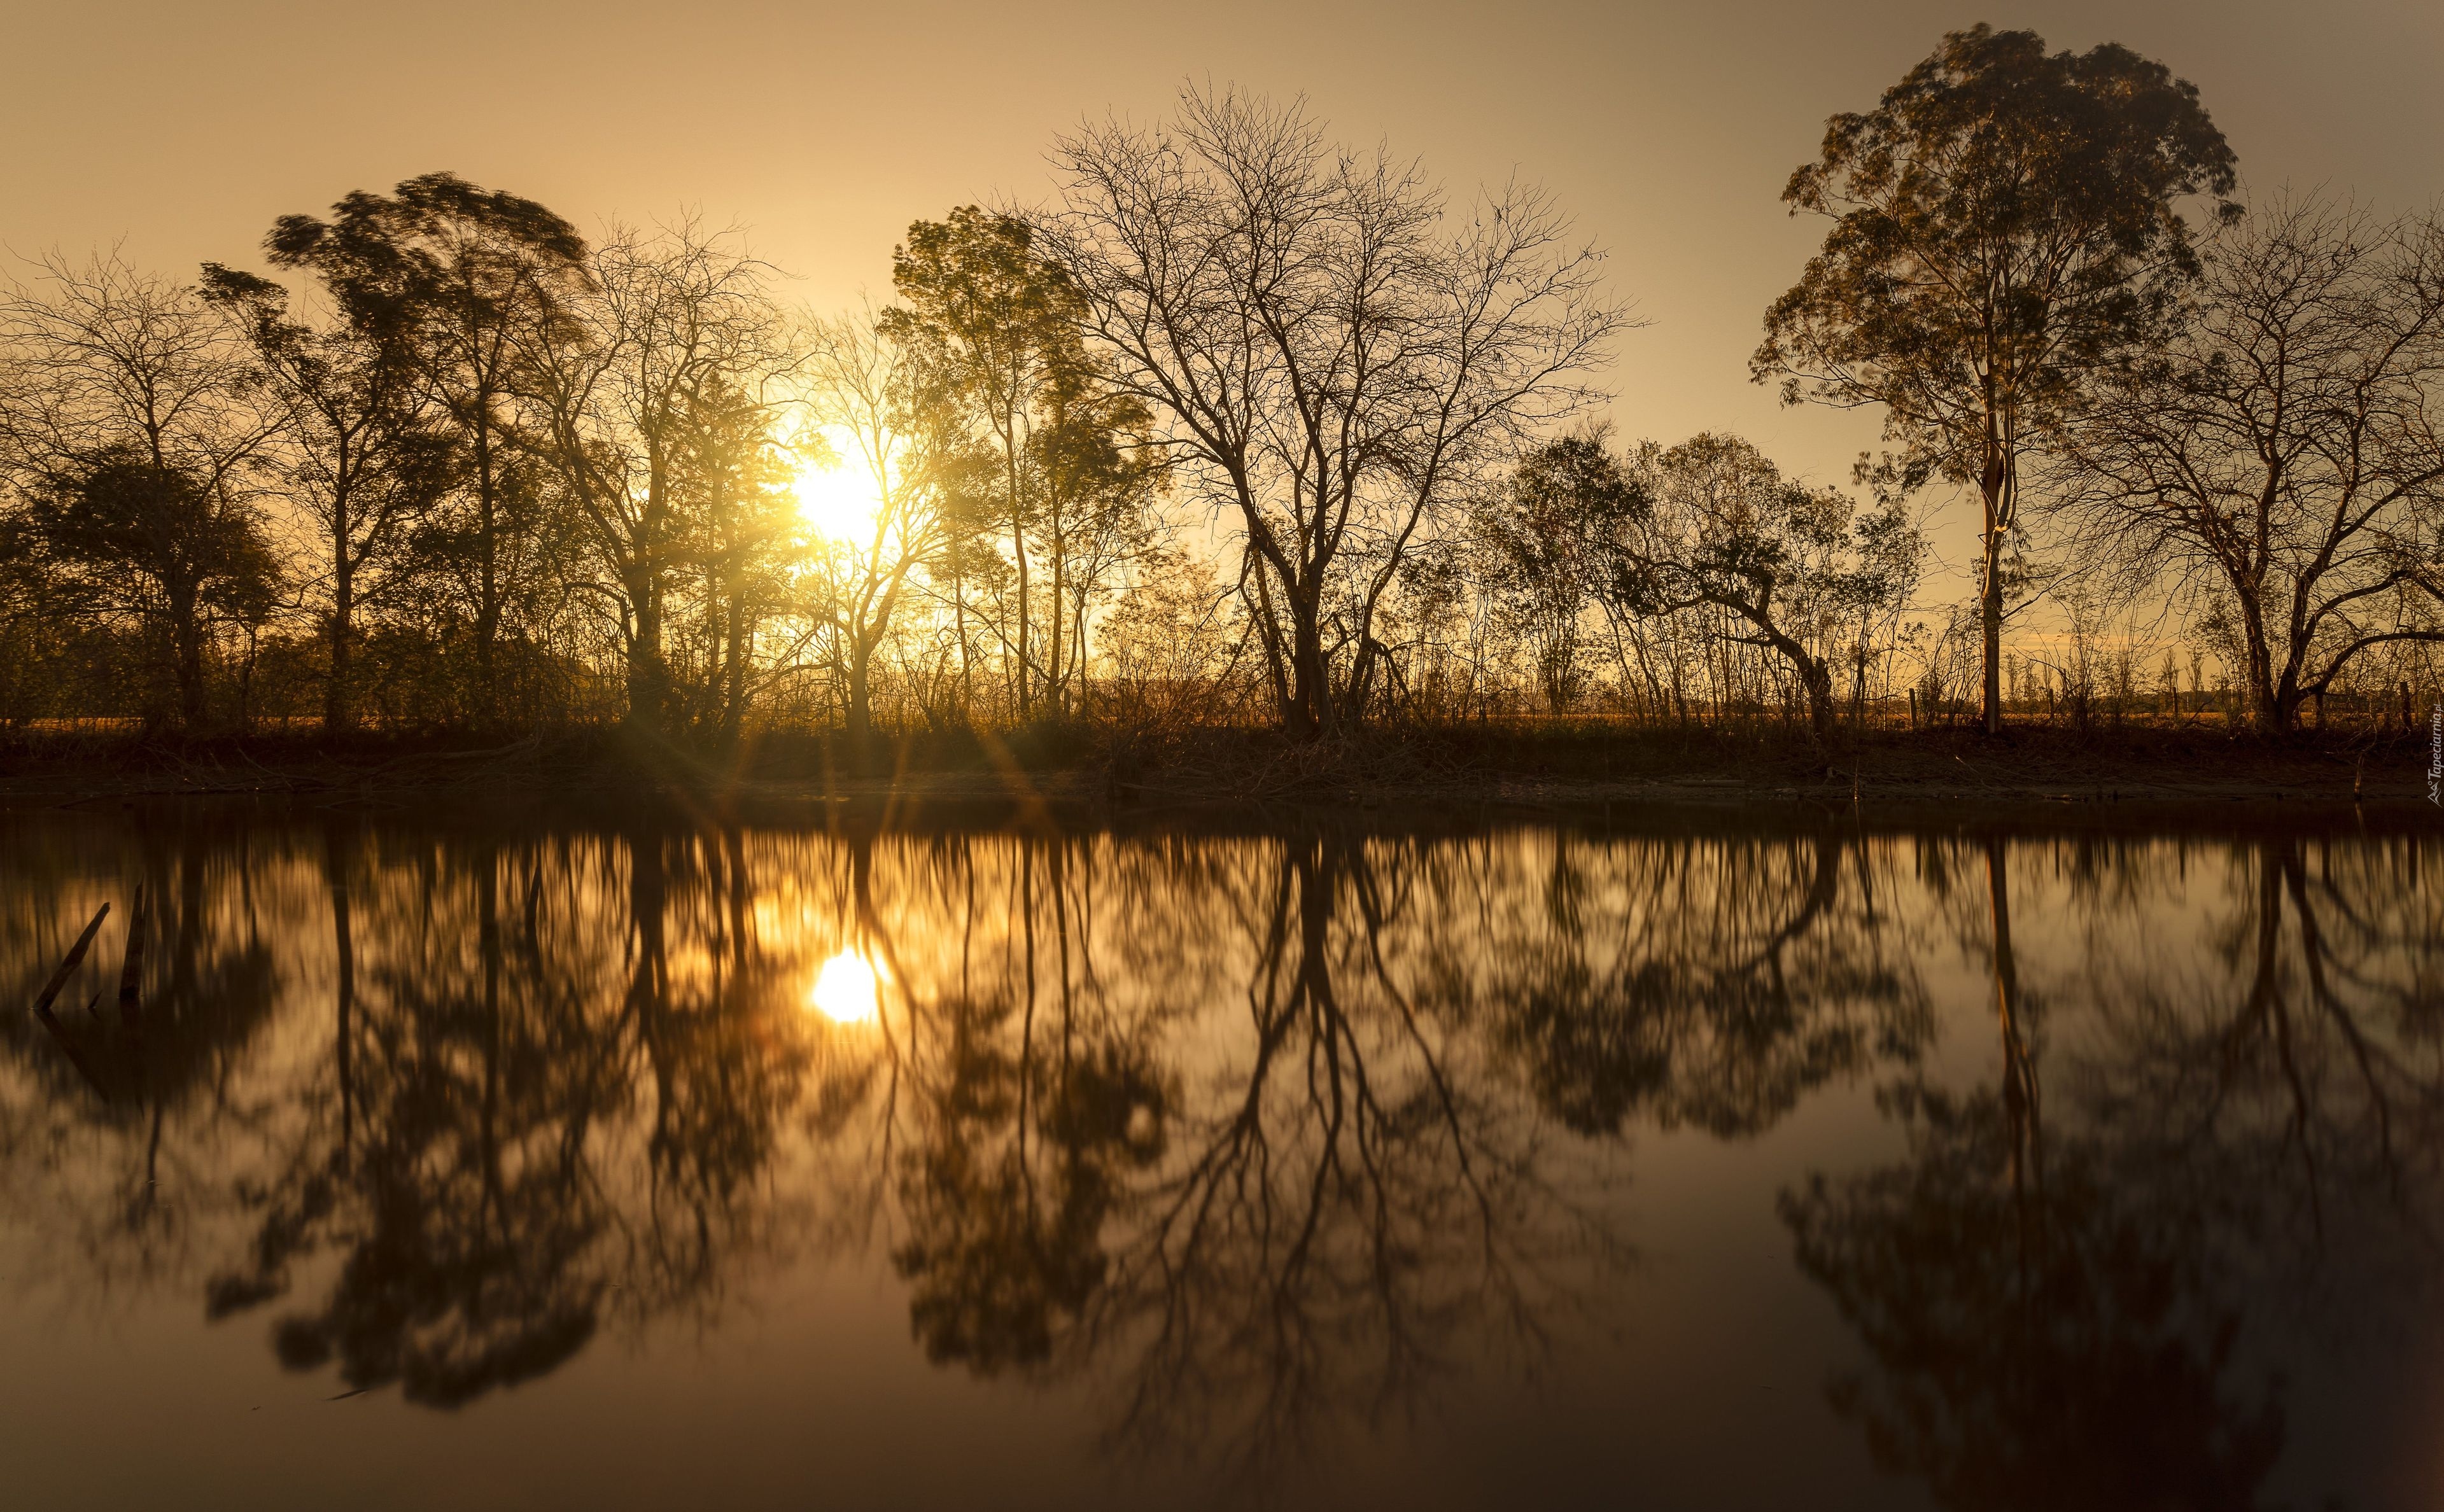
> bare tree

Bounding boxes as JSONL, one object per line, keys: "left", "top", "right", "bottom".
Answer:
{"left": 0, "top": 252, "right": 284, "bottom": 729}
{"left": 2050, "top": 196, "right": 2444, "bottom": 731}
{"left": 1039, "top": 86, "right": 1629, "bottom": 739}
{"left": 521, "top": 220, "right": 794, "bottom": 737}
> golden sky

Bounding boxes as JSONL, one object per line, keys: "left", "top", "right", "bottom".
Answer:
{"left": 6, "top": 0, "right": 2441, "bottom": 580}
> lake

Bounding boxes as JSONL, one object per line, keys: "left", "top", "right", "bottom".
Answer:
{"left": 2, "top": 803, "right": 2438, "bottom": 1510}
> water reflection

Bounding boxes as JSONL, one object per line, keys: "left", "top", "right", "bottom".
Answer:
{"left": 1781, "top": 833, "right": 2444, "bottom": 1512}
{"left": 0, "top": 814, "right": 2436, "bottom": 1508}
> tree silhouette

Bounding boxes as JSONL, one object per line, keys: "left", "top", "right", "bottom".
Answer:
{"left": 2048, "top": 197, "right": 2444, "bottom": 731}
{"left": 199, "top": 259, "right": 452, "bottom": 736}
{"left": 1756, "top": 25, "right": 2238, "bottom": 733}
{"left": 267, "top": 174, "right": 590, "bottom": 723}
{"left": 0, "top": 820, "right": 284, "bottom": 1282}
{"left": 1040, "top": 87, "right": 1627, "bottom": 737}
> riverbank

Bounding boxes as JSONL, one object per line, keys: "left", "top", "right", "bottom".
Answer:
{"left": 2, "top": 722, "right": 2435, "bottom": 830}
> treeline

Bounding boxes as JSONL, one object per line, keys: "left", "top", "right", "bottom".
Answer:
{"left": 1, "top": 31, "right": 2438, "bottom": 752}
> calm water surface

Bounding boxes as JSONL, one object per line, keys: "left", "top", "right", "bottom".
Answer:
{"left": 2, "top": 807, "right": 2439, "bottom": 1511}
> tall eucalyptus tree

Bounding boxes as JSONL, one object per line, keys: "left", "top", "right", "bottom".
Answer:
{"left": 1755, "top": 25, "right": 2237, "bottom": 733}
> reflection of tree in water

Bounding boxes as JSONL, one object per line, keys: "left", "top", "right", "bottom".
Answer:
{"left": 1109, "top": 835, "right": 1582, "bottom": 1475}
{"left": 874, "top": 827, "right": 1927, "bottom": 1483}
{"left": 1783, "top": 1082, "right": 2286, "bottom": 1511}
{"left": 18, "top": 815, "right": 2419, "bottom": 1494}
{"left": 0, "top": 817, "right": 284, "bottom": 1283}
{"left": 838, "top": 832, "right": 1167, "bottom": 1375}
{"left": 892, "top": 1012, "right": 1166, "bottom": 1373}
{"left": 2, "top": 817, "right": 1946, "bottom": 1472}
{"left": 1466, "top": 831, "right": 1930, "bottom": 1137}
{"left": 896, "top": 832, "right": 1602, "bottom": 1483}
{"left": 207, "top": 825, "right": 839, "bottom": 1406}
{"left": 2074, "top": 837, "right": 2444, "bottom": 1266}
{"left": 1783, "top": 834, "right": 2444, "bottom": 1512}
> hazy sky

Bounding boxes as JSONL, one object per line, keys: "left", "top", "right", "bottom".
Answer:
{"left": 6, "top": 0, "right": 2440, "bottom": 582}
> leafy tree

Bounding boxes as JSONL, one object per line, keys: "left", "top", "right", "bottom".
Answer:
{"left": 1027, "top": 364, "right": 1165, "bottom": 715}
{"left": 200, "top": 264, "right": 454, "bottom": 734}
{"left": 1598, "top": 433, "right": 1922, "bottom": 743}
{"left": 1471, "top": 430, "right": 1644, "bottom": 712}
{"left": 881, "top": 208, "right": 1084, "bottom": 720}
{"left": 0, "top": 507, "right": 76, "bottom": 730}
{"left": 1755, "top": 25, "right": 2237, "bottom": 734}
{"left": 267, "top": 173, "right": 590, "bottom": 724}
{"left": 27, "top": 450, "right": 281, "bottom": 731}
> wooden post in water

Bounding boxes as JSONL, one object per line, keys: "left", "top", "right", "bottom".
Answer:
{"left": 31, "top": 903, "right": 114, "bottom": 1102}
{"left": 31, "top": 903, "right": 110, "bottom": 1024}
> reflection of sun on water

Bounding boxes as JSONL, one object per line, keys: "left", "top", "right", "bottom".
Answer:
{"left": 808, "top": 949, "right": 885, "bottom": 1024}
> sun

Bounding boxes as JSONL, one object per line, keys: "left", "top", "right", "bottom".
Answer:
{"left": 793, "top": 462, "right": 881, "bottom": 542}
{"left": 807, "top": 949, "right": 885, "bottom": 1025}
{"left": 792, "top": 430, "right": 886, "bottom": 542}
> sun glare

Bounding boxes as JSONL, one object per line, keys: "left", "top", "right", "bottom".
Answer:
{"left": 792, "top": 434, "right": 885, "bottom": 542}
{"left": 808, "top": 949, "right": 885, "bottom": 1025}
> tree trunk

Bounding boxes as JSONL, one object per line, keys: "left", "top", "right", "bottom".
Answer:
{"left": 722, "top": 592, "right": 750, "bottom": 744}
{"left": 326, "top": 535, "right": 355, "bottom": 736}
{"left": 1072, "top": 598, "right": 1092, "bottom": 720}
{"left": 948, "top": 564, "right": 969, "bottom": 724}
{"left": 1048, "top": 526, "right": 1066, "bottom": 718}
{"left": 170, "top": 580, "right": 208, "bottom": 732}
{"left": 1979, "top": 461, "right": 2006, "bottom": 736}
{"left": 626, "top": 584, "right": 665, "bottom": 737}
{"left": 1286, "top": 585, "right": 1329, "bottom": 741}
{"left": 845, "top": 636, "right": 874, "bottom": 762}
{"left": 472, "top": 410, "right": 502, "bottom": 726}
{"left": 1249, "top": 553, "right": 1294, "bottom": 727}
{"left": 1009, "top": 452, "right": 1031, "bottom": 721}
{"left": 2240, "top": 600, "right": 2291, "bottom": 732}
{"left": 1766, "top": 636, "right": 1835, "bottom": 746}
